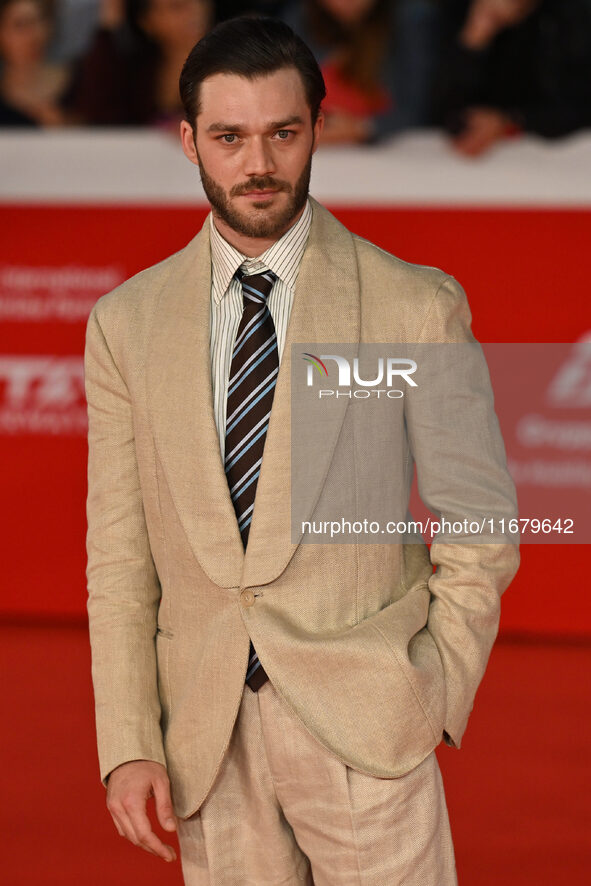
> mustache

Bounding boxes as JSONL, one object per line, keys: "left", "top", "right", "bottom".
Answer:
{"left": 230, "top": 177, "right": 291, "bottom": 197}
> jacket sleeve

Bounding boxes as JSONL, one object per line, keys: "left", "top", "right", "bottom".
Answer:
{"left": 405, "top": 274, "right": 520, "bottom": 748}
{"left": 85, "top": 303, "right": 167, "bottom": 785}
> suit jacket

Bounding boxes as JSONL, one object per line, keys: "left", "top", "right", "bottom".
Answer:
{"left": 85, "top": 197, "right": 519, "bottom": 819}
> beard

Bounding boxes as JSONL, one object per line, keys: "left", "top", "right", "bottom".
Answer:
{"left": 197, "top": 152, "right": 312, "bottom": 240}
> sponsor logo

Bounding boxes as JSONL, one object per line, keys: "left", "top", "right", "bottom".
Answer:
{"left": 0, "top": 264, "right": 124, "bottom": 322}
{"left": 546, "top": 333, "right": 591, "bottom": 408}
{"left": 0, "top": 356, "right": 86, "bottom": 435}
{"left": 509, "top": 334, "right": 591, "bottom": 489}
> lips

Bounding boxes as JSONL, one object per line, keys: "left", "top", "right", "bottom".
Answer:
{"left": 241, "top": 189, "right": 278, "bottom": 197}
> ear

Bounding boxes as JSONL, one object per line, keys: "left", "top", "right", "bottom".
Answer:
{"left": 180, "top": 120, "right": 199, "bottom": 166}
{"left": 312, "top": 110, "right": 325, "bottom": 153}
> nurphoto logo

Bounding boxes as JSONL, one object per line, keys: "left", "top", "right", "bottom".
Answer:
{"left": 302, "top": 352, "right": 417, "bottom": 399}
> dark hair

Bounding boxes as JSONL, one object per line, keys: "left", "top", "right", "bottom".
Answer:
{"left": 179, "top": 15, "right": 326, "bottom": 132}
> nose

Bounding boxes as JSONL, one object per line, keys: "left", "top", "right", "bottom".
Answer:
{"left": 243, "top": 136, "right": 275, "bottom": 178}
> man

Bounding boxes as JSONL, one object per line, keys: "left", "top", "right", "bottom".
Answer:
{"left": 85, "top": 16, "right": 519, "bottom": 885}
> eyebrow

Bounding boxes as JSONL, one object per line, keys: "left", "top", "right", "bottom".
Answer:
{"left": 206, "top": 115, "right": 305, "bottom": 133}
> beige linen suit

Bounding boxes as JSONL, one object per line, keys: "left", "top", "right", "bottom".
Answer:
{"left": 85, "top": 198, "right": 519, "bottom": 827}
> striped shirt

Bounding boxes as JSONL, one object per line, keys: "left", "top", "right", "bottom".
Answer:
{"left": 209, "top": 199, "right": 312, "bottom": 459}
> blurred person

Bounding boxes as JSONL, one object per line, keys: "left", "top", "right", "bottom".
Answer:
{"left": 283, "top": 0, "right": 440, "bottom": 143}
{"left": 67, "top": 0, "right": 212, "bottom": 125}
{"left": 85, "top": 15, "right": 519, "bottom": 886}
{"left": 0, "top": 0, "right": 70, "bottom": 125}
{"left": 434, "top": 0, "right": 591, "bottom": 156}
{"left": 47, "top": 0, "right": 101, "bottom": 64}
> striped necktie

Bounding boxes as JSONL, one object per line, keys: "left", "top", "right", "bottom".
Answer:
{"left": 225, "top": 268, "right": 278, "bottom": 691}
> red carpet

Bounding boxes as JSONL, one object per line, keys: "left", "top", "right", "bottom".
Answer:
{"left": 1, "top": 623, "right": 589, "bottom": 885}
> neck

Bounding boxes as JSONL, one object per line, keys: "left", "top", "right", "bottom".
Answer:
{"left": 211, "top": 204, "right": 306, "bottom": 257}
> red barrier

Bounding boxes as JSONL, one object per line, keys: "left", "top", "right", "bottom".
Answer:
{"left": 1, "top": 204, "right": 589, "bottom": 634}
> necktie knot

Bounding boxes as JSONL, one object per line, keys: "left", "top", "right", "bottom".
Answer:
{"left": 235, "top": 269, "right": 276, "bottom": 308}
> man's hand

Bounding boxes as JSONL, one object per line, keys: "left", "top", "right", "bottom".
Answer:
{"left": 106, "top": 760, "right": 178, "bottom": 862}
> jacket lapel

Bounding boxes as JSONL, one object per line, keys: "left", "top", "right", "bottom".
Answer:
{"left": 147, "top": 225, "right": 245, "bottom": 588}
{"left": 241, "top": 198, "right": 360, "bottom": 588}
{"left": 147, "top": 199, "right": 361, "bottom": 591}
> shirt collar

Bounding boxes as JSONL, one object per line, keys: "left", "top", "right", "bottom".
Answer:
{"left": 210, "top": 199, "right": 312, "bottom": 304}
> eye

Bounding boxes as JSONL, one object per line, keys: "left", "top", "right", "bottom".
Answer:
{"left": 275, "top": 130, "right": 292, "bottom": 140}
{"left": 220, "top": 134, "right": 238, "bottom": 144}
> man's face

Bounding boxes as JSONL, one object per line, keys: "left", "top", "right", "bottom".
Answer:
{"left": 181, "top": 68, "right": 323, "bottom": 242}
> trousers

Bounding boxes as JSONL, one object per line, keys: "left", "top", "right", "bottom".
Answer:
{"left": 177, "top": 679, "right": 458, "bottom": 885}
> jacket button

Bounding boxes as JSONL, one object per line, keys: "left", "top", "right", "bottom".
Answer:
{"left": 240, "top": 589, "right": 255, "bottom": 608}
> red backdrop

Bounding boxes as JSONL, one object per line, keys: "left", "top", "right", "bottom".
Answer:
{"left": 1, "top": 204, "right": 589, "bottom": 634}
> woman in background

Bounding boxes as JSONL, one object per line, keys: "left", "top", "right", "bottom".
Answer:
{"left": 283, "top": 0, "right": 441, "bottom": 143}
{"left": 0, "top": 0, "right": 70, "bottom": 125}
{"left": 68, "top": 0, "right": 212, "bottom": 126}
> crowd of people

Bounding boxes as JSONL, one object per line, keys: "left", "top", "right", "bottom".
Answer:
{"left": 1, "top": 0, "right": 590, "bottom": 155}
